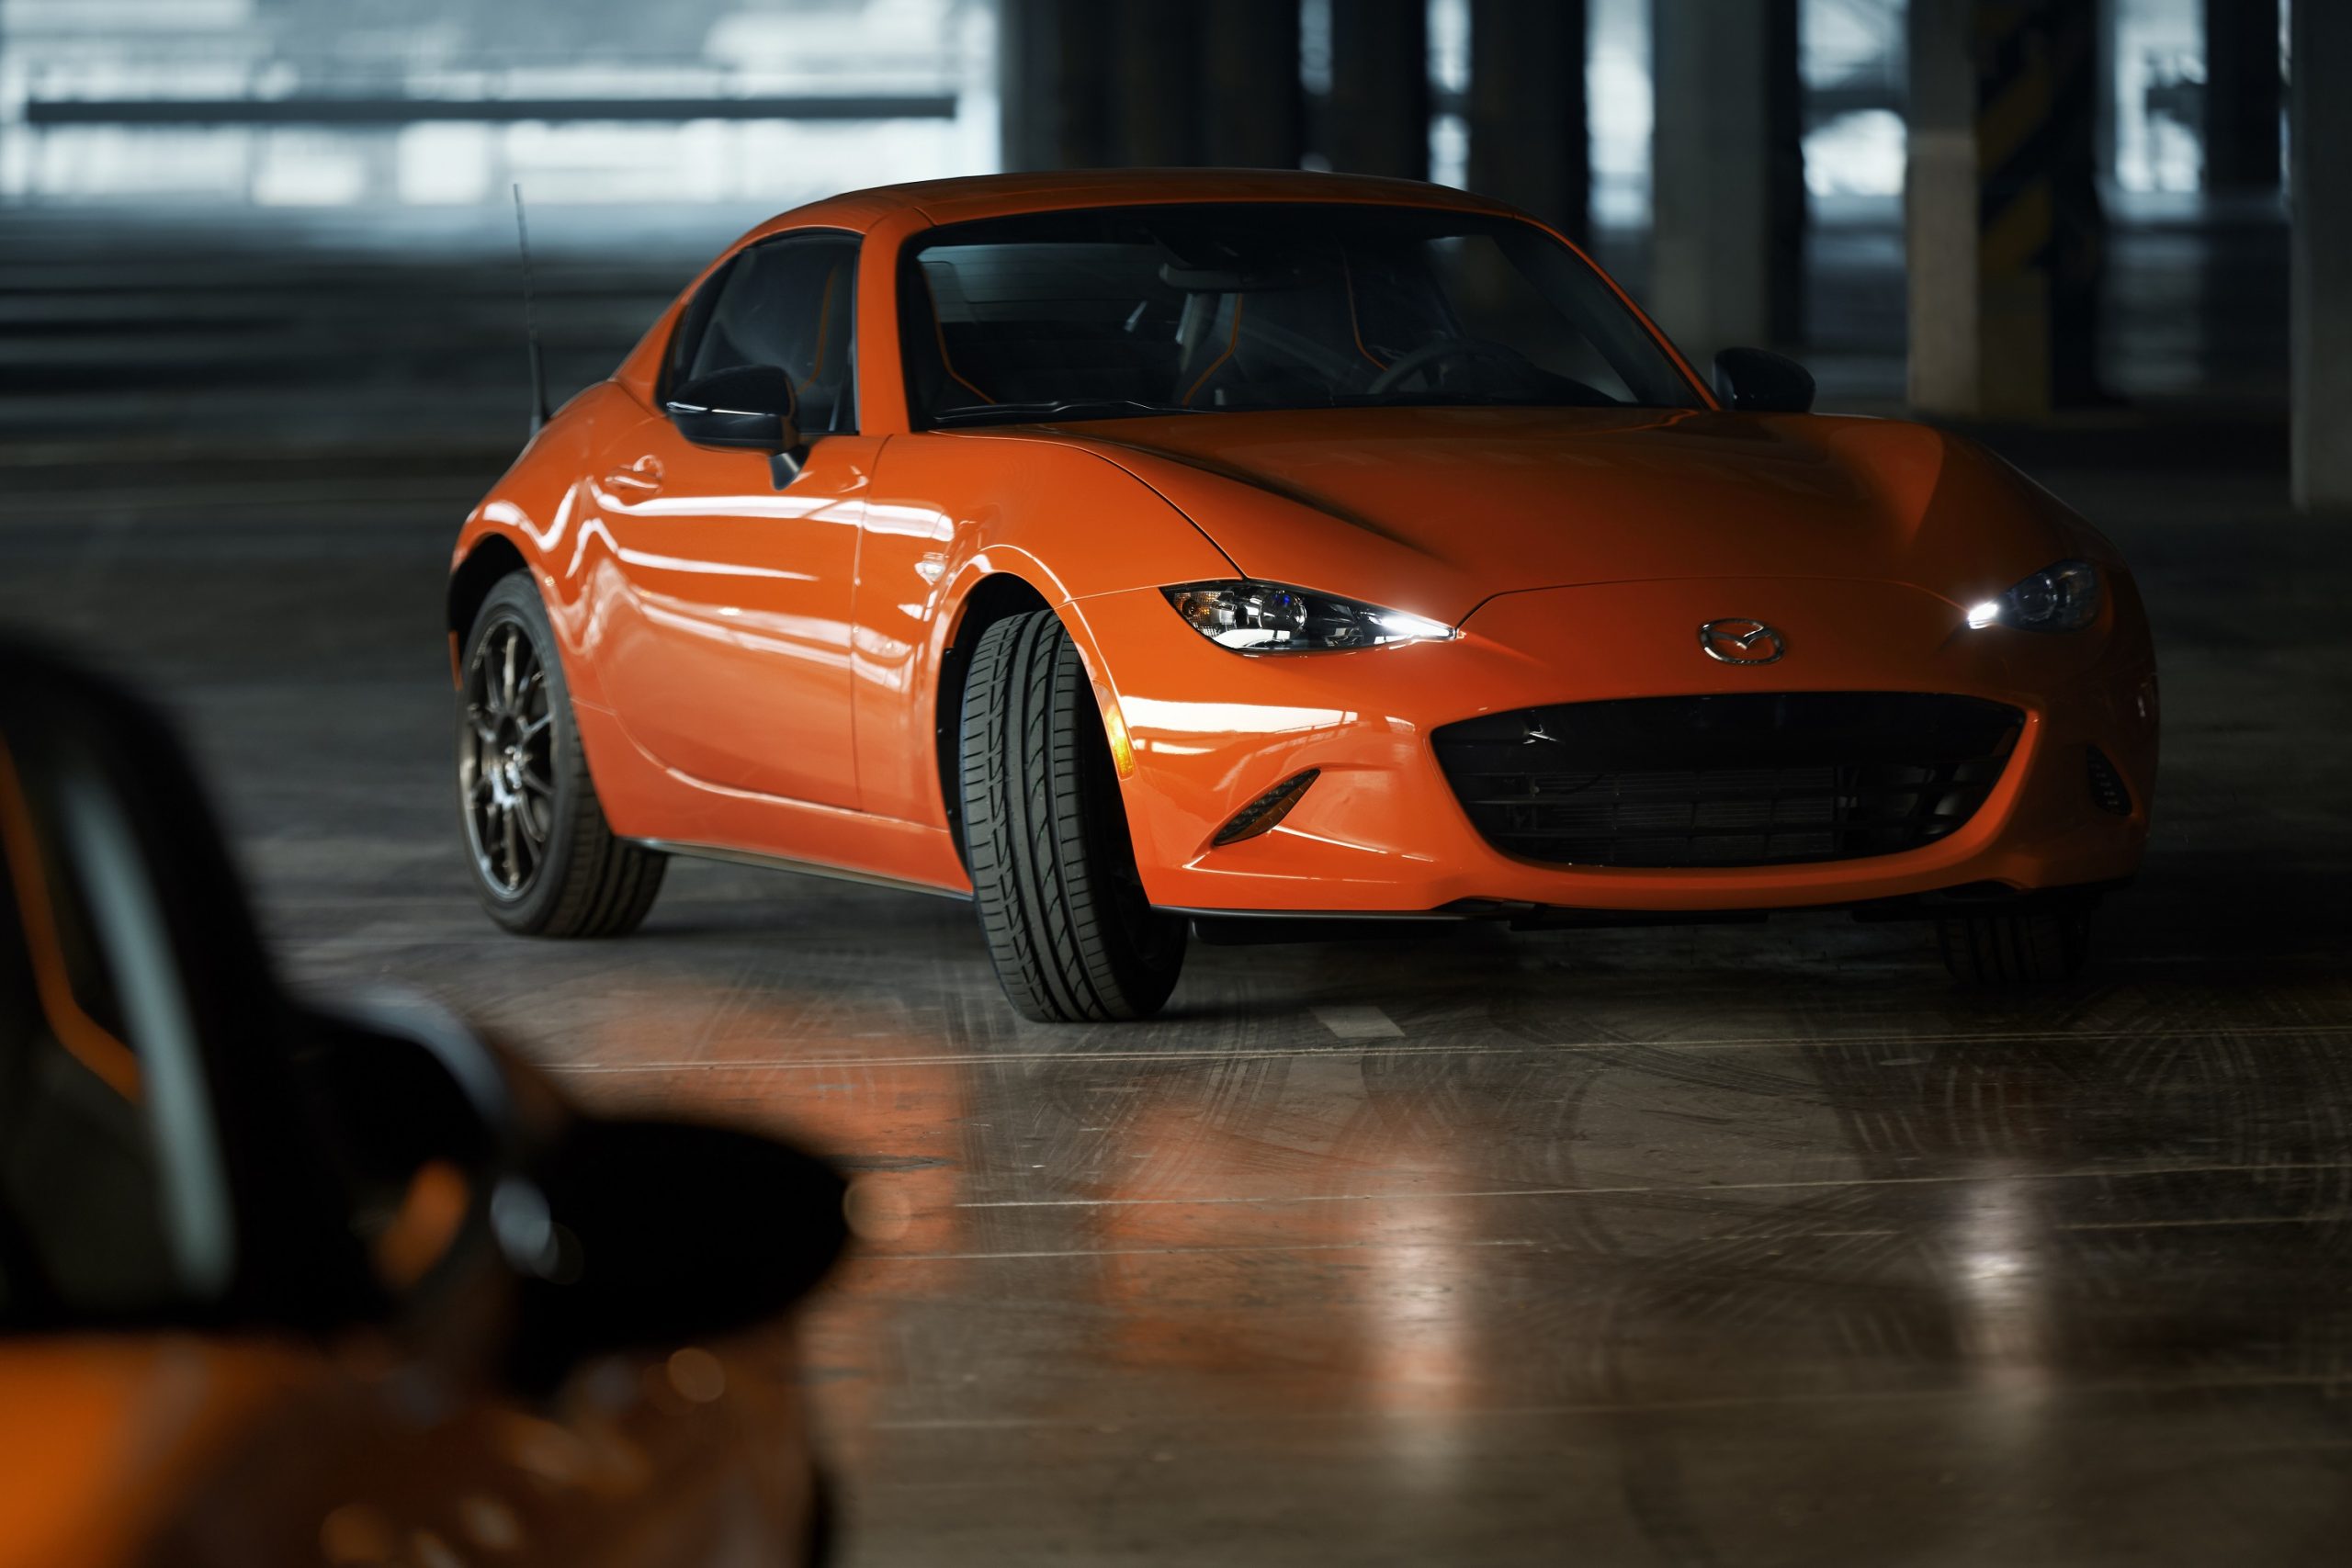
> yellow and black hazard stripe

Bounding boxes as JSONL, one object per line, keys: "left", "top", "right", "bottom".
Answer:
{"left": 1972, "top": 0, "right": 2105, "bottom": 404}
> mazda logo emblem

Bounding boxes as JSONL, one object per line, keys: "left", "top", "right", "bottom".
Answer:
{"left": 1699, "top": 618, "right": 1786, "bottom": 664}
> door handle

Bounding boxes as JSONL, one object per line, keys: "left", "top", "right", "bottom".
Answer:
{"left": 602, "top": 456, "right": 663, "bottom": 495}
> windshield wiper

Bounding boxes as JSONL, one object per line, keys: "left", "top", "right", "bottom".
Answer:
{"left": 925, "top": 399, "right": 1208, "bottom": 428}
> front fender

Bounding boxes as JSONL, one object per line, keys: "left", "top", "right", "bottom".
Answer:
{"left": 852, "top": 431, "right": 1236, "bottom": 826}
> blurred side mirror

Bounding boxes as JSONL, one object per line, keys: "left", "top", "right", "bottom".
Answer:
{"left": 0, "top": 637, "right": 380, "bottom": 1332}
{"left": 1712, "top": 347, "right": 1816, "bottom": 413}
{"left": 666, "top": 365, "right": 805, "bottom": 483}
{"left": 507, "top": 1116, "right": 848, "bottom": 1386}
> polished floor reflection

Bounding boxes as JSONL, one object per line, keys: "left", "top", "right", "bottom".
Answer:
{"left": 8, "top": 464, "right": 2349, "bottom": 1563}
{"left": 5, "top": 209, "right": 2347, "bottom": 1564}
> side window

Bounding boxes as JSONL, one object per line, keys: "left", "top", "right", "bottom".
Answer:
{"left": 671, "top": 234, "right": 860, "bottom": 435}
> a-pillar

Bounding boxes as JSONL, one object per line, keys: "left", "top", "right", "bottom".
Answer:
{"left": 1905, "top": 0, "right": 2106, "bottom": 418}
{"left": 1326, "top": 0, "right": 1429, "bottom": 179}
{"left": 2203, "top": 0, "right": 2280, "bottom": 193}
{"left": 2292, "top": 0, "right": 2352, "bottom": 509}
{"left": 1650, "top": 0, "right": 1805, "bottom": 367}
{"left": 1466, "top": 0, "right": 1589, "bottom": 243}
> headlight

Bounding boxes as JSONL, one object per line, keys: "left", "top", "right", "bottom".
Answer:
{"left": 1162, "top": 581, "right": 1458, "bottom": 652}
{"left": 1966, "top": 559, "right": 2101, "bottom": 632}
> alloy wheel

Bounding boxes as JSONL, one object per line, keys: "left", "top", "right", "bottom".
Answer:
{"left": 459, "top": 616, "right": 557, "bottom": 898}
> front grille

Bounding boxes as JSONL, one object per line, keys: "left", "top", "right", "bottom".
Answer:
{"left": 1432, "top": 693, "right": 2024, "bottom": 869}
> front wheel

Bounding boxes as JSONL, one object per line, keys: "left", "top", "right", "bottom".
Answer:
{"left": 959, "top": 612, "right": 1186, "bottom": 1021}
{"left": 458, "top": 573, "right": 665, "bottom": 937}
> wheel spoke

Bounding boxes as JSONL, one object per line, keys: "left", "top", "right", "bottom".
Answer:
{"left": 458, "top": 616, "right": 556, "bottom": 899}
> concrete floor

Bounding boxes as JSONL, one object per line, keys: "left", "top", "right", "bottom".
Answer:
{"left": 5, "top": 205, "right": 2351, "bottom": 1565}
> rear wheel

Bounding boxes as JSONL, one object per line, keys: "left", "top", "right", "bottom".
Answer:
{"left": 1938, "top": 902, "right": 2093, "bottom": 986}
{"left": 959, "top": 611, "right": 1186, "bottom": 1021}
{"left": 458, "top": 573, "right": 665, "bottom": 937}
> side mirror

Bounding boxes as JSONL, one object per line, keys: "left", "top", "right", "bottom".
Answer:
{"left": 1712, "top": 347, "right": 1815, "bottom": 413}
{"left": 302, "top": 999, "right": 849, "bottom": 1384}
{"left": 666, "top": 365, "right": 805, "bottom": 482}
{"left": 506, "top": 1115, "right": 849, "bottom": 1387}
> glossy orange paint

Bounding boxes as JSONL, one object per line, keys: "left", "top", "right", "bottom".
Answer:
{"left": 0, "top": 1330, "right": 820, "bottom": 1568}
{"left": 1, "top": 724, "right": 822, "bottom": 1568}
{"left": 451, "top": 170, "right": 2154, "bottom": 916}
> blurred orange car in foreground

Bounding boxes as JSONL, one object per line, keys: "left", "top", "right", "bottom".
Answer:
{"left": 0, "top": 639, "right": 843, "bottom": 1568}
{"left": 447, "top": 170, "right": 2157, "bottom": 1021}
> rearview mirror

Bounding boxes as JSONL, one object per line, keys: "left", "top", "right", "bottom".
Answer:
{"left": 1712, "top": 346, "right": 1816, "bottom": 413}
{"left": 506, "top": 1114, "right": 849, "bottom": 1387}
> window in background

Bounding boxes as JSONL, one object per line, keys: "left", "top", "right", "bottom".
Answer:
{"left": 1588, "top": 0, "right": 1653, "bottom": 226}
{"left": 0, "top": 0, "right": 1000, "bottom": 208}
{"left": 1427, "top": 0, "right": 1470, "bottom": 189}
{"left": 1803, "top": 0, "right": 1905, "bottom": 204}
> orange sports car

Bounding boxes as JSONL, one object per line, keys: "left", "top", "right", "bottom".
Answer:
{"left": 2, "top": 637, "right": 845, "bottom": 1568}
{"left": 447, "top": 170, "right": 2157, "bottom": 1021}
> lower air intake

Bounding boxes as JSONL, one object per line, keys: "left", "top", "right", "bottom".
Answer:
{"left": 1432, "top": 693, "right": 2024, "bottom": 869}
{"left": 1213, "top": 769, "right": 1319, "bottom": 847}
{"left": 2086, "top": 745, "right": 2132, "bottom": 815}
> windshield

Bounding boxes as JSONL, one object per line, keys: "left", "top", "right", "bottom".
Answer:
{"left": 899, "top": 203, "right": 1702, "bottom": 427}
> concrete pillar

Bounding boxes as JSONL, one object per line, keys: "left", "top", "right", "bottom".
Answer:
{"left": 1649, "top": 0, "right": 1804, "bottom": 365}
{"left": 1466, "top": 0, "right": 1589, "bottom": 242}
{"left": 1327, "top": 0, "right": 1429, "bottom": 180}
{"left": 2202, "top": 0, "right": 2280, "bottom": 193}
{"left": 999, "top": 0, "right": 1114, "bottom": 170}
{"left": 1114, "top": 0, "right": 1202, "bottom": 165}
{"left": 2092, "top": 0, "right": 2119, "bottom": 184}
{"left": 2292, "top": 0, "right": 2352, "bottom": 510}
{"left": 1198, "top": 0, "right": 1303, "bottom": 168}
{"left": 1905, "top": 0, "right": 2106, "bottom": 419}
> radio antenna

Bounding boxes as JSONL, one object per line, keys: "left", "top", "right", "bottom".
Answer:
{"left": 513, "top": 183, "right": 550, "bottom": 435}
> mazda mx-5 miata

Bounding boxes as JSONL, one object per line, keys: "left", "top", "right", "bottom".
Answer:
{"left": 447, "top": 170, "right": 2157, "bottom": 1021}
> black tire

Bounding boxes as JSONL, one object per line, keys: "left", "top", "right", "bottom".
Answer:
{"left": 458, "top": 573, "right": 665, "bottom": 937}
{"left": 959, "top": 612, "right": 1186, "bottom": 1021}
{"left": 1938, "top": 902, "right": 2092, "bottom": 986}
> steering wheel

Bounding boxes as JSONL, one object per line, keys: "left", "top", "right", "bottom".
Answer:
{"left": 1365, "top": 336, "right": 1532, "bottom": 395}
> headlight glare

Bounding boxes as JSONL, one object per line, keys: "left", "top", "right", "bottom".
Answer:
{"left": 1969, "top": 559, "right": 2100, "bottom": 632}
{"left": 1163, "top": 581, "right": 1457, "bottom": 652}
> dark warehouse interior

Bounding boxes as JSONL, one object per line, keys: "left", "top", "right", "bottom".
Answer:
{"left": 4, "top": 3, "right": 2352, "bottom": 1565}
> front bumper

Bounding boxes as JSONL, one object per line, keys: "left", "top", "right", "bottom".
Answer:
{"left": 1059, "top": 575, "right": 2158, "bottom": 915}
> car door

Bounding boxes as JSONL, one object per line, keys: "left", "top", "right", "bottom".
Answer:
{"left": 585, "top": 232, "right": 875, "bottom": 808}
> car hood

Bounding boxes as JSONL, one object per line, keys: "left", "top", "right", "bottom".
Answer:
{"left": 1030, "top": 406, "right": 2099, "bottom": 626}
